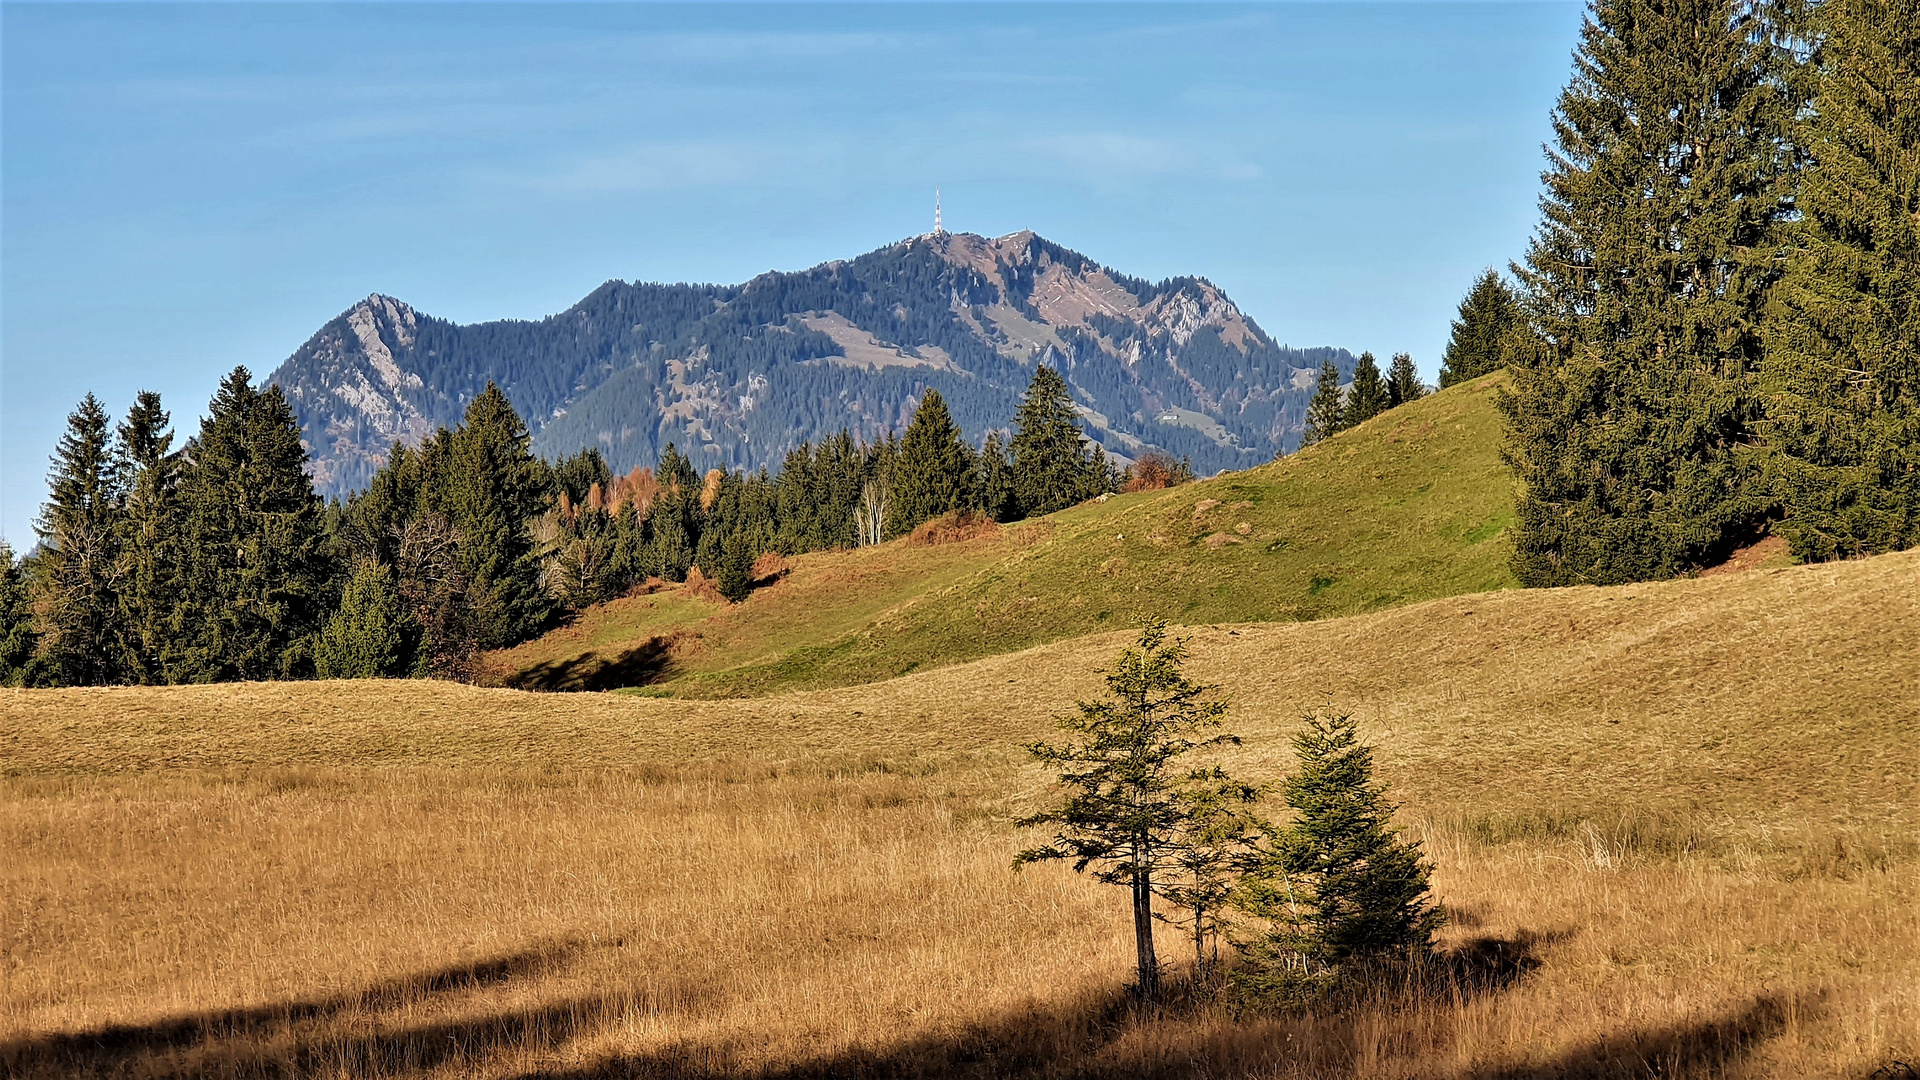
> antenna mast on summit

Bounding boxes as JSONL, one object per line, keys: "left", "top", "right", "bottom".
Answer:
{"left": 934, "top": 188, "right": 944, "bottom": 236}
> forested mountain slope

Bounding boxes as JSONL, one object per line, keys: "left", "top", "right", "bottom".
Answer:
{"left": 265, "top": 232, "right": 1353, "bottom": 498}
{"left": 488, "top": 373, "right": 1516, "bottom": 697}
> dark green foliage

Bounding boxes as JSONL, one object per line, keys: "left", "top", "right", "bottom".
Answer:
{"left": 1014, "top": 621, "right": 1238, "bottom": 1002}
{"left": 713, "top": 530, "right": 757, "bottom": 603}
{"left": 114, "top": 391, "right": 181, "bottom": 683}
{"left": 0, "top": 542, "right": 44, "bottom": 687}
{"left": 1010, "top": 366, "right": 1106, "bottom": 519}
{"left": 1502, "top": 0, "right": 1799, "bottom": 586}
{"left": 1301, "top": 362, "right": 1347, "bottom": 448}
{"left": 643, "top": 444, "right": 700, "bottom": 583}
{"left": 1387, "top": 353, "right": 1425, "bottom": 409}
{"left": 168, "top": 369, "right": 333, "bottom": 681}
{"left": 1761, "top": 0, "right": 1920, "bottom": 560}
{"left": 1439, "top": 271, "right": 1521, "bottom": 388}
{"left": 887, "top": 389, "right": 975, "bottom": 537}
{"left": 32, "top": 393, "right": 127, "bottom": 685}
{"left": 1236, "top": 709, "right": 1441, "bottom": 984}
{"left": 1344, "top": 352, "right": 1390, "bottom": 428}
{"left": 551, "top": 448, "right": 612, "bottom": 507}
{"left": 315, "top": 561, "right": 412, "bottom": 678}
{"left": 426, "top": 384, "right": 552, "bottom": 647}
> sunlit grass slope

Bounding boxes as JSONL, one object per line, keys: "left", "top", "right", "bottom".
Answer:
{"left": 5, "top": 548, "right": 1915, "bottom": 1078}
{"left": 491, "top": 372, "right": 1518, "bottom": 697}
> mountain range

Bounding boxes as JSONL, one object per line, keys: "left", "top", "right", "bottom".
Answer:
{"left": 265, "top": 231, "right": 1356, "bottom": 499}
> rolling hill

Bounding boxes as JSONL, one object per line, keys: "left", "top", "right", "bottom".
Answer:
{"left": 487, "top": 372, "right": 1519, "bottom": 697}
{"left": 265, "top": 231, "right": 1356, "bottom": 498}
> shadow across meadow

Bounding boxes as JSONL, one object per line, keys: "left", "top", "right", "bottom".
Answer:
{"left": 2, "top": 930, "right": 1809, "bottom": 1080}
{"left": 508, "top": 637, "right": 677, "bottom": 692}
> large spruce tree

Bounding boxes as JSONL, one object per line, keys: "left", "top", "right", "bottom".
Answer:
{"left": 32, "top": 394, "right": 127, "bottom": 685}
{"left": 1010, "top": 366, "right": 1100, "bottom": 518}
{"left": 1301, "top": 361, "right": 1347, "bottom": 448}
{"left": 1503, "top": 0, "right": 1799, "bottom": 585}
{"left": 1761, "top": 0, "right": 1920, "bottom": 560}
{"left": 168, "top": 369, "right": 332, "bottom": 681}
{"left": 114, "top": 391, "right": 181, "bottom": 683}
{"left": 1344, "top": 352, "right": 1390, "bottom": 427}
{"left": 429, "top": 384, "right": 551, "bottom": 647}
{"left": 887, "top": 389, "right": 974, "bottom": 536}
{"left": 1387, "top": 353, "right": 1426, "bottom": 408}
{"left": 1439, "top": 271, "right": 1521, "bottom": 388}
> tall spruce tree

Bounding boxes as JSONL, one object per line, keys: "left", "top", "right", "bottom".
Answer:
{"left": 1010, "top": 366, "right": 1097, "bottom": 518}
{"left": 887, "top": 389, "right": 974, "bottom": 536}
{"left": 429, "top": 384, "right": 551, "bottom": 647}
{"left": 1344, "top": 352, "right": 1391, "bottom": 427}
{"left": 1301, "top": 361, "right": 1347, "bottom": 448}
{"left": 1015, "top": 621, "right": 1237, "bottom": 1002}
{"left": 114, "top": 391, "right": 181, "bottom": 683}
{"left": 1387, "top": 353, "right": 1425, "bottom": 408}
{"left": 1761, "top": 0, "right": 1920, "bottom": 560}
{"left": 1439, "top": 271, "right": 1521, "bottom": 388}
{"left": 1502, "top": 0, "right": 1800, "bottom": 585}
{"left": 168, "top": 369, "right": 332, "bottom": 681}
{"left": 32, "top": 393, "right": 127, "bottom": 685}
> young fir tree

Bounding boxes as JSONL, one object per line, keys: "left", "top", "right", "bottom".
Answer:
{"left": 315, "top": 560, "right": 412, "bottom": 678}
{"left": 114, "top": 391, "right": 180, "bottom": 683}
{"left": 1236, "top": 708, "right": 1440, "bottom": 985}
{"left": 1761, "top": 0, "right": 1920, "bottom": 560}
{"left": 1502, "top": 0, "right": 1800, "bottom": 586}
{"left": 1014, "top": 621, "right": 1238, "bottom": 1002}
{"left": 887, "top": 389, "right": 974, "bottom": 537}
{"left": 1010, "top": 366, "right": 1097, "bottom": 519}
{"left": 32, "top": 393, "right": 127, "bottom": 685}
{"left": 1386, "top": 353, "right": 1426, "bottom": 408}
{"left": 1301, "top": 361, "right": 1347, "bottom": 448}
{"left": 1344, "top": 352, "right": 1391, "bottom": 427}
{"left": 168, "top": 369, "right": 332, "bottom": 681}
{"left": 1439, "top": 271, "right": 1521, "bottom": 388}
{"left": 431, "top": 384, "right": 551, "bottom": 647}
{"left": 0, "top": 541, "right": 43, "bottom": 687}
{"left": 1161, "top": 773, "right": 1263, "bottom": 984}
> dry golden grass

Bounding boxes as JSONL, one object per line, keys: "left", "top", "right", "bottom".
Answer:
{"left": 4, "top": 550, "right": 1917, "bottom": 1077}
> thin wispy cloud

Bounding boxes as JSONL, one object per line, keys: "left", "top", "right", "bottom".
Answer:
{"left": 1023, "top": 134, "right": 1264, "bottom": 185}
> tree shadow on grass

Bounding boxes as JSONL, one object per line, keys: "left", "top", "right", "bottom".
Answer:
{"left": 0, "top": 938, "right": 640, "bottom": 1080}
{"left": 509, "top": 637, "right": 677, "bottom": 692}
{"left": 3, "top": 930, "right": 1816, "bottom": 1080}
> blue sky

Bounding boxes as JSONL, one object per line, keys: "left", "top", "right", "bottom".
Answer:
{"left": 0, "top": 2, "right": 1583, "bottom": 545}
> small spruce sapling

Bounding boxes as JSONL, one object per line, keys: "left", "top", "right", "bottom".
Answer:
{"left": 1235, "top": 707, "right": 1441, "bottom": 993}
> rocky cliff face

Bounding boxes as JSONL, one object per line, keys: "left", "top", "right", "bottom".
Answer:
{"left": 266, "top": 232, "right": 1353, "bottom": 498}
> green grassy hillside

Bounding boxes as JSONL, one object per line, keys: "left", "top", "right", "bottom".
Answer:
{"left": 490, "top": 372, "right": 1517, "bottom": 697}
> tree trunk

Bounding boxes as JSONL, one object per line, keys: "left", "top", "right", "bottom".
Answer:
{"left": 1132, "top": 862, "right": 1158, "bottom": 1001}
{"left": 1193, "top": 902, "right": 1207, "bottom": 983}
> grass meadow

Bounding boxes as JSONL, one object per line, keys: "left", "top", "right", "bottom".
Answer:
{"left": 5, "top": 548, "right": 1916, "bottom": 1077}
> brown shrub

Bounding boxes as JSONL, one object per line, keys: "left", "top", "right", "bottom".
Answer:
{"left": 680, "top": 566, "right": 728, "bottom": 605}
{"left": 908, "top": 510, "right": 1001, "bottom": 546}
{"left": 1124, "top": 451, "right": 1192, "bottom": 493}
{"left": 750, "top": 552, "right": 791, "bottom": 584}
